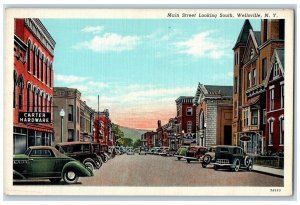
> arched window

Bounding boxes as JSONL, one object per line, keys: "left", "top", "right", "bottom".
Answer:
{"left": 33, "top": 46, "right": 36, "bottom": 75}
{"left": 40, "top": 92, "right": 44, "bottom": 112}
{"left": 279, "top": 116, "right": 284, "bottom": 145}
{"left": 13, "top": 70, "right": 17, "bottom": 108}
{"left": 268, "top": 118, "right": 274, "bottom": 145}
{"left": 45, "top": 59, "right": 48, "bottom": 85}
{"left": 27, "top": 82, "right": 31, "bottom": 112}
{"left": 37, "top": 49, "right": 40, "bottom": 79}
{"left": 18, "top": 75, "right": 24, "bottom": 110}
{"left": 49, "top": 62, "right": 52, "bottom": 87}
{"left": 27, "top": 40, "right": 31, "bottom": 72}
{"left": 41, "top": 54, "right": 44, "bottom": 82}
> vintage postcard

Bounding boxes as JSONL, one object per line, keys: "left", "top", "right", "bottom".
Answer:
{"left": 4, "top": 8, "right": 294, "bottom": 196}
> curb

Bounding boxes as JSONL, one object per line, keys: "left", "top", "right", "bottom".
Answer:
{"left": 252, "top": 165, "right": 284, "bottom": 177}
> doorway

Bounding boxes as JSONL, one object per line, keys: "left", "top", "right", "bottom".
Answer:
{"left": 224, "top": 125, "right": 232, "bottom": 145}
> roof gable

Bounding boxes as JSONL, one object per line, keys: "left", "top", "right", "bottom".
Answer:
{"left": 233, "top": 19, "right": 253, "bottom": 50}
{"left": 241, "top": 29, "right": 261, "bottom": 63}
{"left": 265, "top": 48, "right": 285, "bottom": 85}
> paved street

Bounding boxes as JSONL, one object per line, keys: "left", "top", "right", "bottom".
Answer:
{"left": 79, "top": 154, "right": 283, "bottom": 187}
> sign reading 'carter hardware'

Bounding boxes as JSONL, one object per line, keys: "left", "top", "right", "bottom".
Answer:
{"left": 19, "top": 112, "right": 51, "bottom": 123}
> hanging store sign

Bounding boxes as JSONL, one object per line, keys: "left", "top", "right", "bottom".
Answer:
{"left": 240, "top": 136, "right": 251, "bottom": 142}
{"left": 19, "top": 112, "right": 51, "bottom": 123}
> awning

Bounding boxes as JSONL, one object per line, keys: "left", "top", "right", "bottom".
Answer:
{"left": 243, "top": 95, "right": 260, "bottom": 107}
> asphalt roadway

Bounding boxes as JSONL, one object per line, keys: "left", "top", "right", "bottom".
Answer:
{"left": 80, "top": 154, "right": 283, "bottom": 187}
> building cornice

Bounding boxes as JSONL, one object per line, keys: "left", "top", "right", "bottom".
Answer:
{"left": 25, "top": 18, "right": 56, "bottom": 56}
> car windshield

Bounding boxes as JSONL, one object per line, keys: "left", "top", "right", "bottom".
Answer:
{"left": 24, "top": 148, "right": 31, "bottom": 156}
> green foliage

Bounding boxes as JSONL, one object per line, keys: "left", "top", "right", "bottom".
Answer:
{"left": 112, "top": 123, "right": 124, "bottom": 140}
{"left": 118, "top": 137, "right": 133, "bottom": 147}
{"left": 133, "top": 139, "right": 141, "bottom": 148}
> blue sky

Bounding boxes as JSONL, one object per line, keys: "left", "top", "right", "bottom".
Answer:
{"left": 42, "top": 18, "right": 260, "bottom": 129}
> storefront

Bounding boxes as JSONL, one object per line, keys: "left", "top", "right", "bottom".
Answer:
{"left": 236, "top": 131, "right": 265, "bottom": 156}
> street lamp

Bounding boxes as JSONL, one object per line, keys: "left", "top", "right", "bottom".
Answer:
{"left": 59, "top": 108, "right": 65, "bottom": 143}
{"left": 204, "top": 122, "right": 207, "bottom": 146}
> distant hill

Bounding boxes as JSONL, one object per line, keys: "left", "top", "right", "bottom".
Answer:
{"left": 119, "top": 126, "right": 151, "bottom": 141}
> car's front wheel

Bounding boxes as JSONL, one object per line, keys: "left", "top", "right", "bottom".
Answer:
{"left": 233, "top": 159, "right": 240, "bottom": 172}
{"left": 202, "top": 163, "right": 207, "bottom": 168}
{"left": 49, "top": 178, "right": 61, "bottom": 184}
{"left": 84, "top": 161, "right": 95, "bottom": 172}
{"left": 63, "top": 169, "right": 79, "bottom": 184}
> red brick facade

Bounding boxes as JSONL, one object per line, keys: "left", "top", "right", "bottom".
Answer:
{"left": 13, "top": 18, "right": 55, "bottom": 154}
{"left": 94, "top": 110, "right": 112, "bottom": 146}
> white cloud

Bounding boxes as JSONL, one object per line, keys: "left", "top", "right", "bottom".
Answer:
{"left": 55, "top": 74, "right": 89, "bottom": 83}
{"left": 175, "top": 30, "right": 230, "bottom": 59}
{"left": 73, "top": 33, "right": 140, "bottom": 52}
{"left": 87, "top": 81, "right": 109, "bottom": 88}
{"left": 81, "top": 26, "right": 104, "bottom": 34}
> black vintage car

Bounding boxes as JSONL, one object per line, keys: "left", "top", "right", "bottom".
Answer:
{"left": 55, "top": 142, "right": 102, "bottom": 172}
{"left": 211, "top": 145, "right": 253, "bottom": 172}
{"left": 92, "top": 143, "right": 109, "bottom": 163}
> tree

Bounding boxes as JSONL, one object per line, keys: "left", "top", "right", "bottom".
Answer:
{"left": 118, "top": 137, "right": 133, "bottom": 147}
{"left": 133, "top": 139, "right": 141, "bottom": 148}
{"left": 112, "top": 123, "right": 124, "bottom": 140}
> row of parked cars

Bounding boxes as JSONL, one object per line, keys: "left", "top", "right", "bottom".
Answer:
{"left": 13, "top": 141, "right": 115, "bottom": 184}
{"left": 150, "top": 145, "right": 254, "bottom": 172}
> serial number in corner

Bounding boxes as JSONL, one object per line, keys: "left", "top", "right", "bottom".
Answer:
{"left": 270, "top": 188, "right": 282, "bottom": 192}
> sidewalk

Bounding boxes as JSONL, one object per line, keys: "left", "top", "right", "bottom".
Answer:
{"left": 252, "top": 165, "right": 284, "bottom": 177}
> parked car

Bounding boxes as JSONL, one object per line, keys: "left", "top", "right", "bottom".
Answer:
{"left": 201, "top": 145, "right": 217, "bottom": 168}
{"left": 153, "top": 147, "right": 163, "bottom": 155}
{"left": 138, "top": 147, "right": 148, "bottom": 155}
{"left": 174, "top": 146, "right": 189, "bottom": 160}
{"left": 211, "top": 145, "right": 253, "bottom": 172}
{"left": 92, "top": 143, "right": 109, "bottom": 163}
{"left": 148, "top": 148, "right": 156, "bottom": 154}
{"left": 127, "top": 148, "right": 135, "bottom": 155}
{"left": 13, "top": 146, "right": 93, "bottom": 184}
{"left": 159, "top": 147, "right": 170, "bottom": 156}
{"left": 55, "top": 141, "right": 102, "bottom": 172}
{"left": 184, "top": 146, "right": 207, "bottom": 163}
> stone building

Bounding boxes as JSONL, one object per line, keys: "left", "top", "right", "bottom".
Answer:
{"left": 194, "top": 83, "right": 233, "bottom": 147}
{"left": 53, "top": 87, "right": 81, "bottom": 143}
{"left": 13, "top": 18, "right": 55, "bottom": 154}
{"left": 80, "top": 100, "right": 95, "bottom": 142}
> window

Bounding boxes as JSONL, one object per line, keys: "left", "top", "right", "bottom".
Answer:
{"left": 269, "top": 120, "right": 274, "bottom": 145}
{"left": 68, "top": 105, "right": 73, "bottom": 121}
{"left": 281, "top": 84, "right": 284, "bottom": 108}
{"left": 33, "top": 91, "right": 36, "bottom": 112}
{"left": 270, "top": 88, "right": 275, "bottom": 110}
{"left": 49, "top": 64, "right": 52, "bottom": 87}
{"left": 37, "top": 52, "right": 40, "bottom": 79}
{"left": 18, "top": 89, "right": 23, "bottom": 109}
{"left": 40, "top": 96, "right": 43, "bottom": 112}
{"left": 251, "top": 109, "right": 258, "bottom": 125}
{"left": 41, "top": 57, "right": 44, "bottom": 82}
{"left": 186, "top": 107, "right": 192, "bottom": 116}
{"left": 280, "top": 117, "right": 284, "bottom": 145}
{"left": 273, "top": 62, "right": 279, "bottom": 77}
{"left": 263, "top": 19, "right": 268, "bottom": 42}
{"left": 244, "top": 110, "right": 249, "bottom": 127}
{"left": 27, "top": 41, "right": 31, "bottom": 72}
{"left": 247, "top": 72, "right": 251, "bottom": 88}
{"left": 77, "top": 107, "right": 80, "bottom": 123}
{"left": 234, "top": 101, "right": 238, "bottom": 117}
{"left": 187, "top": 121, "right": 192, "bottom": 133}
{"left": 234, "top": 77, "right": 238, "bottom": 94}
{"left": 33, "top": 49, "right": 36, "bottom": 75}
{"left": 263, "top": 109, "right": 266, "bottom": 124}
{"left": 249, "top": 48, "right": 254, "bottom": 59}
{"left": 262, "top": 58, "right": 268, "bottom": 80}
{"left": 27, "top": 86, "right": 31, "bottom": 112}
{"left": 68, "top": 129, "right": 74, "bottom": 142}
{"left": 13, "top": 71, "right": 17, "bottom": 108}
{"left": 279, "top": 19, "right": 285, "bottom": 40}
{"left": 252, "top": 69, "right": 256, "bottom": 86}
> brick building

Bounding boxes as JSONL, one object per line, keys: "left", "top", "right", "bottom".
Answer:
{"left": 265, "top": 48, "right": 284, "bottom": 153}
{"left": 193, "top": 83, "right": 233, "bottom": 147}
{"left": 175, "top": 96, "right": 196, "bottom": 146}
{"left": 94, "top": 109, "right": 112, "bottom": 146}
{"left": 13, "top": 18, "right": 55, "bottom": 154}
{"left": 141, "top": 131, "right": 158, "bottom": 149}
{"left": 232, "top": 19, "right": 284, "bottom": 155}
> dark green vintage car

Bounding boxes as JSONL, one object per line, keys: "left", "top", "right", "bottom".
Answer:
{"left": 13, "top": 146, "right": 93, "bottom": 184}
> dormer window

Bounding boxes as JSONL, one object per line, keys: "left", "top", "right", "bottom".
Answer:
{"left": 273, "top": 62, "right": 279, "bottom": 77}
{"left": 250, "top": 48, "right": 254, "bottom": 59}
